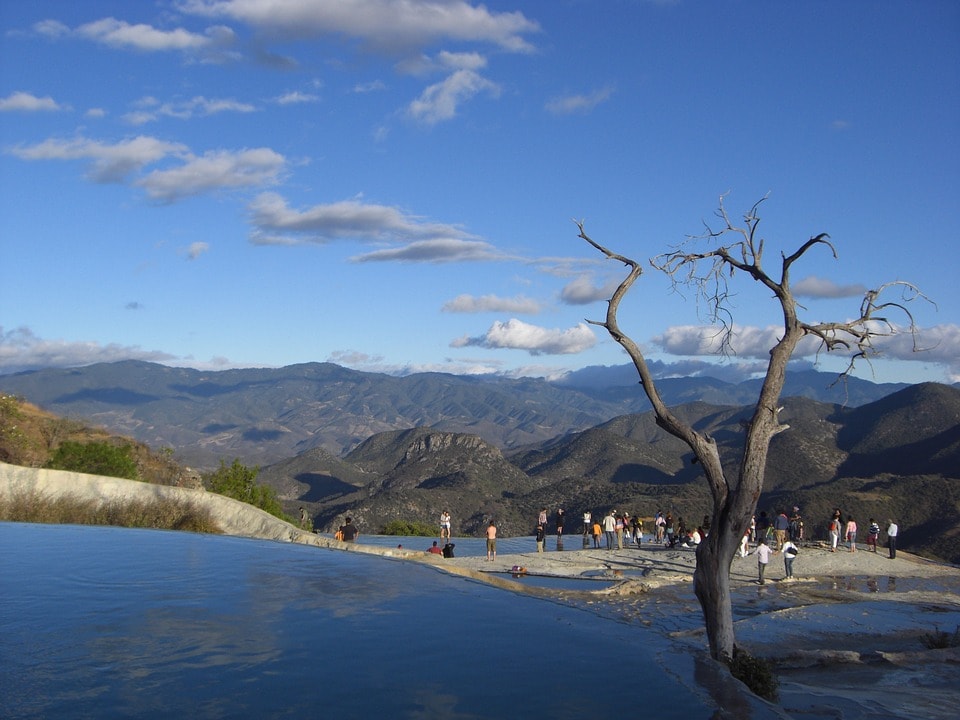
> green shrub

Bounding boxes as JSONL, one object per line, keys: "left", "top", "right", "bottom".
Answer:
{"left": 204, "top": 458, "right": 288, "bottom": 521}
{"left": 729, "top": 646, "right": 779, "bottom": 701}
{"left": 46, "top": 440, "right": 138, "bottom": 480}
{"left": 381, "top": 519, "right": 438, "bottom": 536}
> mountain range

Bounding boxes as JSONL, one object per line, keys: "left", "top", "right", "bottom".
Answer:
{"left": 0, "top": 360, "right": 913, "bottom": 468}
{"left": 1, "top": 361, "right": 957, "bottom": 564}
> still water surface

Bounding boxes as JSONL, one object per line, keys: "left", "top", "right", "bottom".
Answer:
{"left": 0, "top": 523, "right": 719, "bottom": 719}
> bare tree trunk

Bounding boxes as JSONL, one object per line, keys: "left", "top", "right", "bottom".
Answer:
{"left": 576, "top": 198, "right": 926, "bottom": 665}
{"left": 693, "top": 517, "right": 738, "bottom": 660}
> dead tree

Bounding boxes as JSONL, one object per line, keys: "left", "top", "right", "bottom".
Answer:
{"left": 578, "top": 194, "right": 928, "bottom": 663}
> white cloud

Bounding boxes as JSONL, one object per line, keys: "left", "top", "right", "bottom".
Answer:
{"left": 0, "top": 326, "right": 175, "bottom": 374}
{"left": 137, "top": 148, "right": 286, "bottom": 202}
{"left": 452, "top": 319, "right": 596, "bottom": 355}
{"left": 651, "top": 322, "right": 960, "bottom": 379}
{"left": 793, "top": 275, "right": 867, "bottom": 299}
{"left": 653, "top": 324, "right": 821, "bottom": 359}
{"left": 545, "top": 86, "right": 615, "bottom": 115}
{"left": 9, "top": 135, "right": 188, "bottom": 182}
{"left": 85, "top": 107, "right": 107, "bottom": 119}
{"left": 179, "top": 0, "right": 540, "bottom": 54}
{"left": 0, "top": 91, "right": 63, "bottom": 112}
{"left": 407, "top": 68, "right": 499, "bottom": 124}
{"left": 442, "top": 294, "right": 542, "bottom": 314}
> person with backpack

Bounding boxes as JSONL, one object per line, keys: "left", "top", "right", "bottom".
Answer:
{"left": 782, "top": 539, "right": 799, "bottom": 579}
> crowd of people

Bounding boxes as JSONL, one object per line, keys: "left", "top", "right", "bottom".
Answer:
{"left": 327, "top": 505, "right": 903, "bottom": 579}
{"left": 746, "top": 506, "right": 901, "bottom": 584}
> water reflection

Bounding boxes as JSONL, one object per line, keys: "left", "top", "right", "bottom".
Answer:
{"left": 1, "top": 523, "right": 720, "bottom": 719}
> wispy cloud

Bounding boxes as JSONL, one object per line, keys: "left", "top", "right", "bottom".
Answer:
{"left": 137, "top": 148, "right": 286, "bottom": 202}
{"left": 123, "top": 95, "right": 256, "bottom": 125}
{"left": 274, "top": 91, "right": 320, "bottom": 105}
{"left": 9, "top": 135, "right": 188, "bottom": 182}
{"left": 793, "top": 276, "right": 867, "bottom": 299}
{"left": 407, "top": 66, "right": 499, "bottom": 125}
{"left": 353, "top": 238, "right": 505, "bottom": 263}
{"left": 184, "top": 242, "right": 210, "bottom": 260}
{"left": 452, "top": 319, "right": 596, "bottom": 355}
{"left": 545, "top": 85, "right": 615, "bottom": 115}
{"left": 443, "top": 294, "right": 542, "bottom": 314}
{"left": 71, "top": 17, "right": 234, "bottom": 53}
{"left": 249, "top": 191, "right": 479, "bottom": 249}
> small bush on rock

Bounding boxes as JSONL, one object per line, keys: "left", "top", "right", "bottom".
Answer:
{"left": 729, "top": 646, "right": 779, "bottom": 701}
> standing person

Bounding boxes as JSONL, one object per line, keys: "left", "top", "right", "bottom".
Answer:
{"left": 828, "top": 511, "right": 841, "bottom": 552}
{"left": 602, "top": 510, "right": 616, "bottom": 550}
{"left": 773, "top": 510, "right": 790, "bottom": 551}
{"left": 340, "top": 517, "right": 359, "bottom": 542}
{"left": 591, "top": 518, "right": 602, "bottom": 548}
{"left": 789, "top": 506, "right": 804, "bottom": 543}
{"left": 535, "top": 523, "right": 545, "bottom": 553}
{"left": 632, "top": 515, "right": 644, "bottom": 545}
{"left": 886, "top": 519, "right": 899, "bottom": 559}
{"left": 439, "top": 511, "right": 451, "bottom": 541}
{"left": 614, "top": 512, "right": 625, "bottom": 550}
{"left": 739, "top": 528, "right": 750, "bottom": 557}
{"left": 755, "top": 537, "right": 772, "bottom": 585}
{"left": 582, "top": 510, "right": 592, "bottom": 536}
{"left": 555, "top": 508, "right": 565, "bottom": 538}
{"left": 299, "top": 506, "right": 309, "bottom": 530}
{"left": 867, "top": 518, "right": 881, "bottom": 553}
{"left": 782, "top": 539, "right": 799, "bottom": 579}
{"left": 654, "top": 511, "right": 666, "bottom": 543}
{"left": 665, "top": 512, "right": 675, "bottom": 547}
{"left": 845, "top": 516, "right": 858, "bottom": 552}
{"left": 485, "top": 520, "right": 498, "bottom": 561}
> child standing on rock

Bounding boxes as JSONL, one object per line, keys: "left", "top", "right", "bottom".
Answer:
{"left": 755, "top": 537, "right": 772, "bottom": 584}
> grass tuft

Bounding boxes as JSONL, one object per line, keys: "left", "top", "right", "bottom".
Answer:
{"left": 921, "top": 625, "right": 960, "bottom": 650}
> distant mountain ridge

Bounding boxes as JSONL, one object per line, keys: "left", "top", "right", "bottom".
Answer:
{"left": 0, "top": 360, "right": 913, "bottom": 468}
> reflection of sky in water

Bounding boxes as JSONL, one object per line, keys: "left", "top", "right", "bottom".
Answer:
{"left": 1, "top": 523, "right": 730, "bottom": 719}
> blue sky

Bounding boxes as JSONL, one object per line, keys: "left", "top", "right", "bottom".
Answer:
{"left": 1, "top": 0, "right": 958, "bottom": 385}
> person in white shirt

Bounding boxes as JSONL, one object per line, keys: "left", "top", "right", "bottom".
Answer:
{"left": 886, "top": 519, "right": 899, "bottom": 559}
{"left": 755, "top": 537, "right": 772, "bottom": 584}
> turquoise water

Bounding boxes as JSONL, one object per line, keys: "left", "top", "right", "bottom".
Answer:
{"left": 0, "top": 523, "right": 729, "bottom": 719}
